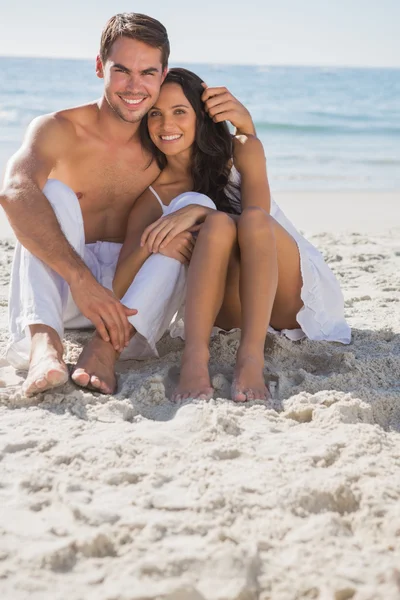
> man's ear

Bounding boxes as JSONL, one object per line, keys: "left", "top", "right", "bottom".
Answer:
{"left": 96, "top": 55, "right": 104, "bottom": 79}
{"left": 161, "top": 67, "right": 168, "bottom": 84}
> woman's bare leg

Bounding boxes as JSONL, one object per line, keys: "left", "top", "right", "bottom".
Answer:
{"left": 215, "top": 207, "right": 303, "bottom": 402}
{"left": 233, "top": 207, "right": 278, "bottom": 401}
{"left": 173, "top": 212, "right": 237, "bottom": 402}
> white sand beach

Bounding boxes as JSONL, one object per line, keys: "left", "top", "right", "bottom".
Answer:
{"left": 0, "top": 191, "right": 400, "bottom": 600}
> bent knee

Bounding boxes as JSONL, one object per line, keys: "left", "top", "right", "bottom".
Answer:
{"left": 201, "top": 211, "right": 237, "bottom": 240}
{"left": 239, "top": 206, "right": 273, "bottom": 236}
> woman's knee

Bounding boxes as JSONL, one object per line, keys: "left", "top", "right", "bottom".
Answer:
{"left": 238, "top": 207, "right": 274, "bottom": 239}
{"left": 200, "top": 211, "right": 237, "bottom": 242}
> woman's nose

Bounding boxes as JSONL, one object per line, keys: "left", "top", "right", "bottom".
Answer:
{"left": 160, "top": 115, "right": 176, "bottom": 131}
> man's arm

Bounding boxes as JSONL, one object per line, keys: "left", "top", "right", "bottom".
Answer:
{"left": 0, "top": 115, "right": 137, "bottom": 352}
{"left": 201, "top": 84, "right": 256, "bottom": 136}
{"left": 0, "top": 114, "right": 86, "bottom": 281}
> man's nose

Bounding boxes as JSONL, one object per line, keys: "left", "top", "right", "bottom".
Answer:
{"left": 126, "top": 75, "right": 141, "bottom": 92}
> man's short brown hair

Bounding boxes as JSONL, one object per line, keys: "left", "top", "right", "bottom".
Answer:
{"left": 100, "top": 13, "right": 170, "bottom": 69}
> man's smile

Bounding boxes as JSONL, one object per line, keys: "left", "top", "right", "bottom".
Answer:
{"left": 119, "top": 96, "right": 147, "bottom": 107}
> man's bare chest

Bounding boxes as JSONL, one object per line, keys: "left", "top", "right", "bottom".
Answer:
{"left": 52, "top": 146, "right": 159, "bottom": 210}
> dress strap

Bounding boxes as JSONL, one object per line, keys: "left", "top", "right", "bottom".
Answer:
{"left": 148, "top": 186, "right": 166, "bottom": 213}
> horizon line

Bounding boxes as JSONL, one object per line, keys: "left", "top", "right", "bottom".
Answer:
{"left": 0, "top": 53, "right": 399, "bottom": 71}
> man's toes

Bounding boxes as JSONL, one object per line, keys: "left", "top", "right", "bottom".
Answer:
{"left": 90, "top": 375, "right": 102, "bottom": 389}
{"left": 35, "top": 376, "right": 49, "bottom": 390}
{"left": 47, "top": 368, "right": 68, "bottom": 386}
{"left": 90, "top": 376, "right": 115, "bottom": 395}
{"left": 71, "top": 369, "right": 90, "bottom": 388}
{"left": 22, "top": 379, "right": 38, "bottom": 396}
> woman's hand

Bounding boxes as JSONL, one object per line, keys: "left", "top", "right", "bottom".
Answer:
{"left": 140, "top": 204, "right": 211, "bottom": 253}
{"left": 159, "top": 230, "right": 196, "bottom": 264}
{"left": 201, "top": 83, "right": 256, "bottom": 135}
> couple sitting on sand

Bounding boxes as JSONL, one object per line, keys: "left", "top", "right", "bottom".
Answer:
{"left": 1, "top": 13, "right": 351, "bottom": 401}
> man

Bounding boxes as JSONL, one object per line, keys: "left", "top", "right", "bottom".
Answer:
{"left": 0, "top": 13, "right": 255, "bottom": 396}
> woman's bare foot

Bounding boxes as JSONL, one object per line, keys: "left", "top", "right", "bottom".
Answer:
{"left": 231, "top": 348, "right": 270, "bottom": 402}
{"left": 71, "top": 335, "right": 118, "bottom": 395}
{"left": 172, "top": 347, "right": 214, "bottom": 403}
{"left": 23, "top": 326, "right": 69, "bottom": 397}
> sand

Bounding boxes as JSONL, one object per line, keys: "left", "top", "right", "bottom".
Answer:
{"left": 0, "top": 192, "right": 399, "bottom": 600}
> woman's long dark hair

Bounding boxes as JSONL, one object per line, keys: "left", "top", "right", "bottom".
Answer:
{"left": 140, "top": 68, "right": 241, "bottom": 214}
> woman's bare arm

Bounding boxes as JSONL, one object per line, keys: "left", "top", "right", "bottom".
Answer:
{"left": 232, "top": 135, "right": 271, "bottom": 213}
{"left": 113, "top": 189, "right": 162, "bottom": 299}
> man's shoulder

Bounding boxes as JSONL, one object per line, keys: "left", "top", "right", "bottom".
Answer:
{"left": 28, "top": 102, "right": 99, "bottom": 142}
{"left": 56, "top": 102, "right": 99, "bottom": 128}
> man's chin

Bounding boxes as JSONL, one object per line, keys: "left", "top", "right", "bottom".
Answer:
{"left": 110, "top": 103, "right": 149, "bottom": 124}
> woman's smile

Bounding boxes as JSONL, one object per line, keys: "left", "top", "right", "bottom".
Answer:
{"left": 158, "top": 134, "right": 183, "bottom": 142}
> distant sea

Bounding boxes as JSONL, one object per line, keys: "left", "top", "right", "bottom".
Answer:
{"left": 1, "top": 56, "right": 399, "bottom": 191}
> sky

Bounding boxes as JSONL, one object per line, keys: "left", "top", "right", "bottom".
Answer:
{"left": 0, "top": 0, "right": 399, "bottom": 67}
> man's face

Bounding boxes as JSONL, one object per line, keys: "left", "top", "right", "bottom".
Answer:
{"left": 96, "top": 37, "right": 167, "bottom": 124}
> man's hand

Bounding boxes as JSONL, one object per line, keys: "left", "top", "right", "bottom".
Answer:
{"left": 69, "top": 274, "right": 137, "bottom": 352}
{"left": 201, "top": 83, "right": 256, "bottom": 136}
{"left": 159, "top": 230, "right": 198, "bottom": 264}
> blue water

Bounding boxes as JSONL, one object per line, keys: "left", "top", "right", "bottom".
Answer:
{"left": 1, "top": 56, "right": 399, "bottom": 191}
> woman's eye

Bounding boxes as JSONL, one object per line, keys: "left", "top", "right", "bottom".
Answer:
{"left": 175, "top": 109, "right": 185, "bottom": 115}
{"left": 149, "top": 111, "right": 161, "bottom": 117}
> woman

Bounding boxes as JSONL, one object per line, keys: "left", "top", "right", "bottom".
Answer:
{"left": 113, "top": 68, "right": 351, "bottom": 402}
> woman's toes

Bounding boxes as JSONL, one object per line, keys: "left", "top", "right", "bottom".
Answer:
{"left": 231, "top": 382, "right": 247, "bottom": 402}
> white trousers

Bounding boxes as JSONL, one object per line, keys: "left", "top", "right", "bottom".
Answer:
{"left": 6, "top": 179, "right": 215, "bottom": 369}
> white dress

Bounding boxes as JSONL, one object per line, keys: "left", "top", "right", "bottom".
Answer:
{"left": 169, "top": 172, "right": 351, "bottom": 345}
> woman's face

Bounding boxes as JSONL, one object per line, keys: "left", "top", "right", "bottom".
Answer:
{"left": 147, "top": 82, "right": 197, "bottom": 156}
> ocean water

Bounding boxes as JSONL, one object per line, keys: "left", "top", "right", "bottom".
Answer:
{"left": 1, "top": 56, "right": 399, "bottom": 191}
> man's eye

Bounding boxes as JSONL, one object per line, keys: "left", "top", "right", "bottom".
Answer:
{"left": 144, "top": 72, "right": 155, "bottom": 76}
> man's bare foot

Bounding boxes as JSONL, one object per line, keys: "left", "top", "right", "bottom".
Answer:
{"left": 23, "top": 326, "right": 69, "bottom": 397}
{"left": 71, "top": 335, "right": 118, "bottom": 395}
{"left": 172, "top": 347, "right": 214, "bottom": 403}
{"left": 231, "top": 349, "right": 270, "bottom": 402}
